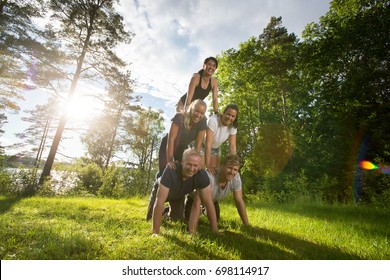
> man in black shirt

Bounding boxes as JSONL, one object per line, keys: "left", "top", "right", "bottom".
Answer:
{"left": 150, "top": 148, "right": 218, "bottom": 235}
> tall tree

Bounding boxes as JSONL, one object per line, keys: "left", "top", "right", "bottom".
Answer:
{"left": 81, "top": 69, "right": 139, "bottom": 169}
{"left": 217, "top": 17, "right": 298, "bottom": 181}
{"left": 39, "top": 0, "right": 134, "bottom": 184}
{"left": 13, "top": 98, "right": 59, "bottom": 167}
{"left": 122, "top": 107, "right": 164, "bottom": 171}
{"left": 82, "top": 112, "right": 118, "bottom": 168}
{"left": 299, "top": 0, "right": 390, "bottom": 200}
{"left": 1, "top": 0, "right": 71, "bottom": 166}
{"left": 0, "top": 113, "right": 6, "bottom": 154}
{"left": 0, "top": 0, "right": 47, "bottom": 112}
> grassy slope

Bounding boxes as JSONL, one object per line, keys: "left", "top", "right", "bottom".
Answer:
{"left": 0, "top": 196, "right": 389, "bottom": 260}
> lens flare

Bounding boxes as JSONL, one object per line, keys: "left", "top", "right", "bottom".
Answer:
{"left": 380, "top": 166, "right": 390, "bottom": 175}
{"left": 359, "top": 160, "right": 378, "bottom": 170}
{"left": 359, "top": 160, "right": 390, "bottom": 174}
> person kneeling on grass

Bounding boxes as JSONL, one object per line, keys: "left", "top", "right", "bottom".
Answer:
{"left": 151, "top": 148, "right": 218, "bottom": 235}
{"left": 188, "top": 155, "right": 249, "bottom": 233}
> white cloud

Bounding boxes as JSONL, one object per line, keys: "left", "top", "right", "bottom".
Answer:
{"left": 117, "top": 0, "right": 331, "bottom": 119}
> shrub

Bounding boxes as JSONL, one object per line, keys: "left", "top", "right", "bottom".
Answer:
{"left": 312, "top": 174, "right": 340, "bottom": 202}
{"left": 75, "top": 163, "right": 103, "bottom": 195}
{"left": 6, "top": 168, "right": 40, "bottom": 197}
{"left": 121, "top": 169, "right": 151, "bottom": 197}
{"left": 0, "top": 155, "right": 13, "bottom": 196}
{"left": 98, "top": 167, "right": 122, "bottom": 198}
{"left": 252, "top": 170, "right": 310, "bottom": 203}
{"left": 0, "top": 170, "right": 13, "bottom": 196}
{"left": 358, "top": 169, "right": 390, "bottom": 208}
{"left": 35, "top": 179, "right": 56, "bottom": 197}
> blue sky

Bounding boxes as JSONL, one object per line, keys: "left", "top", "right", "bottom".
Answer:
{"left": 1, "top": 0, "right": 331, "bottom": 161}
{"left": 116, "top": 0, "right": 331, "bottom": 116}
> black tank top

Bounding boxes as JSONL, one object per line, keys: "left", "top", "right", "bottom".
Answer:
{"left": 180, "top": 70, "right": 212, "bottom": 104}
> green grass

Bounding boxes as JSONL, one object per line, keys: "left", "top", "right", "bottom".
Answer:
{"left": 0, "top": 195, "right": 389, "bottom": 260}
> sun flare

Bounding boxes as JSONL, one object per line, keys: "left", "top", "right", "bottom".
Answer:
{"left": 64, "top": 95, "right": 101, "bottom": 122}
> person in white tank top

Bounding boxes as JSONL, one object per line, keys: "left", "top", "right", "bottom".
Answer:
{"left": 204, "top": 104, "right": 239, "bottom": 175}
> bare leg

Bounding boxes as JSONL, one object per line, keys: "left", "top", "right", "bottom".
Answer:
{"left": 146, "top": 180, "right": 159, "bottom": 220}
{"left": 176, "top": 100, "right": 185, "bottom": 113}
{"left": 169, "top": 197, "right": 185, "bottom": 220}
{"left": 210, "top": 154, "right": 220, "bottom": 170}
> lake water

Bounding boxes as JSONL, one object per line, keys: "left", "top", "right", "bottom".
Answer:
{"left": 5, "top": 168, "right": 79, "bottom": 193}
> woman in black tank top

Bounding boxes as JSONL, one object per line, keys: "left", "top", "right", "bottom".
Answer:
{"left": 179, "top": 69, "right": 212, "bottom": 104}
{"left": 176, "top": 57, "right": 219, "bottom": 114}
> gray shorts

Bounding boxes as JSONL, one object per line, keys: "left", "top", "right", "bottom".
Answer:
{"left": 200, "top": 144, "right": 220, "bottom": 156}
{"left": 189, "top": 141, "right": 220, "bottom": 156}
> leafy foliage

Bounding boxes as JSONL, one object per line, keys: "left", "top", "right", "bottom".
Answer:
{"left": 81, "top": 70, "right": 140, "bottom": 169}
{"left": 0, "top": 0, "right": 47, "bottom": 112}
{"left": 217, "top": 17, "right": 300, "bottom": 196}
{"left": 122, "top": 107, "right": 164, "bottom": 170}
{"left": 217, "top": 2, "right": 389, "bottom": 203}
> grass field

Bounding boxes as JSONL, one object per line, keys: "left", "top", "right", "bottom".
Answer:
{"left": 0, "top": 195, "right": 389, "bottom": 260}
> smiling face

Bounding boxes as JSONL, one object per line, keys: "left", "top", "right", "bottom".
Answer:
{"left": 203, "top": 59, "right": 217, "bottom": 76}
{"left": 181, "top": 154, "right": 201, "bottom": 180}
{"left": 223, "top": 163, "right": 240, "bottom": 181}
{"left": 191, "top": 103, "right": 206, "bottom": 124}
{"left": 220, "top": 108, "right": 237, "bottom": 126}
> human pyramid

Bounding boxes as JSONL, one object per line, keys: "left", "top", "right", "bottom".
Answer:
{"left": 146, "top": 57, "right": 249, "bottom": 235}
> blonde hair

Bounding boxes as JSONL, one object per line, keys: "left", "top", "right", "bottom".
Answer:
{"left": 183, "top": 99, "right": 207, "bottom": 130}
{"left": 182, "top": 148, "right": 202, "bottom": 162}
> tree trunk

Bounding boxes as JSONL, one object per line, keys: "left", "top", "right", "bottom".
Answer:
{"left": 39, "top": 46, "right": 89, "bottom": 184}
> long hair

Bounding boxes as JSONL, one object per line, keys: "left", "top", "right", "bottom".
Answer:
{"left": 222, "top": 104, "right": 239, "bottom": 128}
{"left": 184, "top": 99, "right": 207, "bottom": 130}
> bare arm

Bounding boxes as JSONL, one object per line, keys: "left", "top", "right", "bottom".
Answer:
{"left": 184, "top": 74, "right": 200, "bottom": 109}
{"left": 205, "top": 127, "right": 215, "bottom": 174}
{"left": 199, "top": 185, "right": 218, "bottom": 233}
{"left": 211, "top": 78, "right": 219, "bottom": 113}
{"left": 188, "top": 192, "right": 202, "bottom": 234}
{"left": 228, "top": 133, "right": 237, "bottom": 155}
{"left": 233, "top": 189, "right": 249, "bottom": 225}
{"left": 152, "top": 184, "right": 170, "bottom": 234}
{"left": 166, "top": 120, "right": 180, "bottom": 169}
{"left": 195, "top": 129, "right": 206, "bottom": 152}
